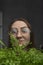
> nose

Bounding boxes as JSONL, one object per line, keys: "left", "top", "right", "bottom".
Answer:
{"left": 16, "top": 31, "right": 22, "bottom": 38}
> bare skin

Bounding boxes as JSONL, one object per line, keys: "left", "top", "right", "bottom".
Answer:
{"left": 11, "top": 21, "right": 31, "bottom": 46}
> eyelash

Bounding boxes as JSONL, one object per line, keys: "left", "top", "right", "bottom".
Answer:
{"left": 22, "top": 30, "right": 27, "bottom": 33}
{"left": 11, "top": 30, "right": 17, "bottom": 34}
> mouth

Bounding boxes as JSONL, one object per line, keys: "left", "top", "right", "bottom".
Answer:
{"left": 18, "top": 38, "right": 24, "bottom": 41}
{"left": 18, "top": 39, "right": 25, "bottom": 46}
{"left": 19, "top": 40, "right": 24, "bottom": 43}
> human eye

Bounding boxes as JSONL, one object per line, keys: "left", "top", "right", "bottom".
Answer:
{"left": 22, "top": 27, "right": 31, "bottom": 33}
{"left": 21, "top": 28, "right": 29, "bottom": 33}
{"left": 11, "top": 28, "right": 17, "bottom": 34}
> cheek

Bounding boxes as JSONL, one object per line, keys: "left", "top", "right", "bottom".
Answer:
{"left": 23, "top": 33, "right": 30, "bottom": 40}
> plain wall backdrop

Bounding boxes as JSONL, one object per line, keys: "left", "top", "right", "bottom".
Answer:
{"left": 0, "top": 0, "right": 43, "bottom": 49}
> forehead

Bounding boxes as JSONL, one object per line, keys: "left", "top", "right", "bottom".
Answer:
{"left": 11, "top": 21, "right": 28, "bottom": 28}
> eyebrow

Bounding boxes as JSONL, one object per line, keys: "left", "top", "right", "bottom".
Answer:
{"left": 11, "top": 26, "right": 28, "bottom": 29}
{"left": 21, "top": 26, "right": 28, "bottom": 29}
{"left": 11, "top": 26, "right": 31, "bottom": 32}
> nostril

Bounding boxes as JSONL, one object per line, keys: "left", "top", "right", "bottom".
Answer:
{"left": 16, "top": 37, "right": 22, "bottom": 39}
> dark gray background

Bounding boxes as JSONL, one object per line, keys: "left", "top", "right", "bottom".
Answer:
{"left": 0, "top": 0, "right": 43, "bottom": 49}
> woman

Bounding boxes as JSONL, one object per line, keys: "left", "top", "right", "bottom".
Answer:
{"left": 8, "top": 18, "right": 35, "bottom": 50}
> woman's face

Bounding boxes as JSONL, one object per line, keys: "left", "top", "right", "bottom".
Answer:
{"left": 11, "top": 21, "right": 31, "bottom": 46}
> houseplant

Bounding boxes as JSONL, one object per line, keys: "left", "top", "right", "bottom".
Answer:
{"left": 0, "top": 34, "right": 43, "bottom": 65}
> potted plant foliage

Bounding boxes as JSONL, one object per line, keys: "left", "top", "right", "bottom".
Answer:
{"left": 0, "top": 34, "right": 43, "bottom": 65}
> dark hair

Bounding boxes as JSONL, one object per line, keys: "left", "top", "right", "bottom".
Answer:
{"left": 9, "top": 18, "right": 31, "bottom": 32}
{"left": 8, "top": 18, "right": 35, "bottom": 50}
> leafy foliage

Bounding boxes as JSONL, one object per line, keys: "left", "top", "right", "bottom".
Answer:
{"left": 0, "top": 34, "right": 43, "bottom": 65}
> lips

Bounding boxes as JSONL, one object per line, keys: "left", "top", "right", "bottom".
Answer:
{"left": 19, "top": 39, "right": 24, "bottom": 41}
{"left": 18, "top": 40, "right": 24, "bottom": 46}
{"left": 18, "top": 38, "right": 24, "bottom": 41}
{"left": 18, "top": 39, "right": 24, "bottom": 44}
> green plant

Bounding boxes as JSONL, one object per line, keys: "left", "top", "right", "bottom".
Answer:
{"left": 0, "top": 34, "right": 43, "bottom": 65}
